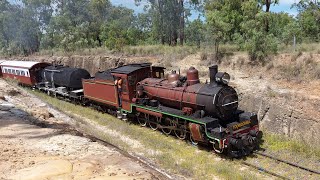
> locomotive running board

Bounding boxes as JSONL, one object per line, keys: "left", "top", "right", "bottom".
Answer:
{"left": 121, "top": 104, "right": 221, "bottom": 142}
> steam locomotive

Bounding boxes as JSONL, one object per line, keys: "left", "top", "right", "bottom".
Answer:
{"left": 0, "top": 60, "right": 262, "bottom": 157}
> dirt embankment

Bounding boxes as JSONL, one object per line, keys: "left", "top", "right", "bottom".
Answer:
{"left": 7, "top": 52, "right": 320, "bottom": 147}
{"left": 11, "top": 55, "right": 155, "bottom": 76}
{"left": 0, "top": 80, "right": 165, "bottom": 180}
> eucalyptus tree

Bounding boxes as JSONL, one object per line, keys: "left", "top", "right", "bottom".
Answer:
{"left": 294, "top": 0, "right": 320, "bottom": 41}
{"left": 135, "top": 0, "right": 200, "bottom": 45}
{"left": 257, "top": 0, "right": 279, "bottom": 32}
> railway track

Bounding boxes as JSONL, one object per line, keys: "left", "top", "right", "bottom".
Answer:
{"left": 16, "top": 85, "right": 319, "bottom": 180}
{"left": 241, "top": 151, "right": 320, "bottom": 179}
{"left": 254, "top": 151, "right": 320, "bottom": 175}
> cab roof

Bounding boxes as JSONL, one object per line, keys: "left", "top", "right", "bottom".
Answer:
{"left": 111, "top": 63, "right": 152, "bottom": 74}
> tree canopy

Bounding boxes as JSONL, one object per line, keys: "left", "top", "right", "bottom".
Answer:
{"left": 0, "top": 0, "right": 319, "bottom": 59}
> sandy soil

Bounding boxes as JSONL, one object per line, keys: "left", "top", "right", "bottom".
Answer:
{"left": 0, "top": 80, "right": 164, "bottom": 180}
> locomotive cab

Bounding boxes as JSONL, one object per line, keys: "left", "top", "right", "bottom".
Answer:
{"left": 110, "top": 63, "right": 164, "bottom": 111}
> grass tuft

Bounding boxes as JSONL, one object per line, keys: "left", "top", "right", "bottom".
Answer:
{"left": 262, "top": 133, "right": 320, "bottom": 159}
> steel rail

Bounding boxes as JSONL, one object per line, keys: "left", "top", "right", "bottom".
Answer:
{"left": 254, "top": 151, "right": 320, "bottom": 175}
{"left": 241, "top": 161, "right": 290, "bottom": 180}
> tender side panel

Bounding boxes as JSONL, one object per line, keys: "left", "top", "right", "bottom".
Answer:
{"left": 83, "top": 79, "right": 118, "bottom": 107}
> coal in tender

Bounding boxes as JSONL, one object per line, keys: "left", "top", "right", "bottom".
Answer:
{"left": 94, "top": 69, "right": 114, "bottom": 81}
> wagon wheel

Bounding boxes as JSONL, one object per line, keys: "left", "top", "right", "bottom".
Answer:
{"left": 174, "top": 118, "right": 187, "bottom": 140}
{"left": 149, "top": 116, "right": 161, "bottom": 130}
{"left": 161, "top": 118, "right": 173, "bottom": 135}
{"left": 101, "top": 106, "right": 108, "bottom": 113}
{"left": 137, "top": 113, "right": 147, "bottom": 127}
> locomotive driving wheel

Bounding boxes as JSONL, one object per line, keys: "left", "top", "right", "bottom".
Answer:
{"left": 161, "top": 118, "right": 173, "bottom": 135}
{"left": 137, "top": 113, "right": 147, "bottom": 127}
{"left": 173, "top": 118, "right": 187, "bottom": 140}
{"left": 149, "top": 116, "right": 160, "bottom": 130}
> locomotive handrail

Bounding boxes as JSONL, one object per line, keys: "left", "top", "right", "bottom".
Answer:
{"left": 221, "top": 101, "right": 238, "bottom": 107}
{"left": 44, "top": 69, "right": 62, "bottom": 72}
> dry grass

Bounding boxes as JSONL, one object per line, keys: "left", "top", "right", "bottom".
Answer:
{"left": 279, "top": 43, "right": 320, "bottom": 53}
{"left": 266, "top": 86, "right": 277, "bottom": 98}
{"left": 36, "top": 45, "right": 197, "bottom": 58}
{"left": 28, "top": 89, "right": 260, "bottom": 180}
{"left": 199, "top": 52, "right": 208, "bottom": 61}
{"left": 121, "top": 45, "right": 197, "bottom": 59}
{"left": 276, "top": 54, "right": 320, "bottom": 81}
{"left": 262, "top": 133, "right": 320, "bottom": 159}
{"left": 36, "top": 47, "right": 112, "bottom": 57}
{"left": 18, "top": 42, "right": 320, "bottom": 60}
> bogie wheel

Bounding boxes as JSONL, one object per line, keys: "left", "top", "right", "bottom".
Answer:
{"left": 174, "top": 118, "right": 187, "bottom": 140}
{"left": 101, "top": 107, "right": 108, "bottom": 113}
{"left": 137, "top": 113, "right": 147, "bottom": 127}
{"left": 161, "top": 118, "right": 173, "bottom": 135}
{"left": 189, "top": 133, "right": 198, "bottom": 146}
{"left": 213, "top": 141, "right": 224, "bottom": 154}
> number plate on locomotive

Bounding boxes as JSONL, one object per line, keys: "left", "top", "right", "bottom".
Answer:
{"left": 232, "top": 120, "right": 251, "bottom": 130}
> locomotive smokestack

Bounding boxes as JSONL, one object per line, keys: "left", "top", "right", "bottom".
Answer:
{"left": 209, "top": 65, "right": 218, "bottom": 84}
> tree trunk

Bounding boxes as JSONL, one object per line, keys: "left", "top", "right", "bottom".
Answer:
{"left": 265, "top": 0, "right": 271, "bottom": 32}
{"left": 265, "top": 0, "right": 271, "bottom": 12}
{"left": 97, "top": 35, "right": 102, "bottom": 47}
{"left": 161, "top": 36, "right": 165, "bottom": 45}
{"left": 158, "top": 0, "right": 165, "bottom": 45}
{"left": 215, "top": 41, "right": 219, "bottom": 60}
{"left": 172, "top": 30, "right": 178, "bottom": 46}
{"left": 179, "top": 0, "right": 184, "bottom": 46}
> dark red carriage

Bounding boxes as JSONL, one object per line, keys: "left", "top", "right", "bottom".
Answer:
{"left": 0, "top": 61, "right": 49, "bottom": 86}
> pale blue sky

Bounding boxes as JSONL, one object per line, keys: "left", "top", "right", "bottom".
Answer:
{"left": 8, "top": 0, "right": 299, "bottom": 17}
{"left": 111, "top": 0, "right": 299, "bottom": 17}
{"left": 268, "top": 0, "right": 298, "bottom": 16}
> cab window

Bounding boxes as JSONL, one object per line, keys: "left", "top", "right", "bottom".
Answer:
{"left": 128, "top": 75, "right": 136, "bottom": 86}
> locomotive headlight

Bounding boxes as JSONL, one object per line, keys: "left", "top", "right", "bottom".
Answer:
{"left": 215, "top": 72, "right": 230, "bottom": 85}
